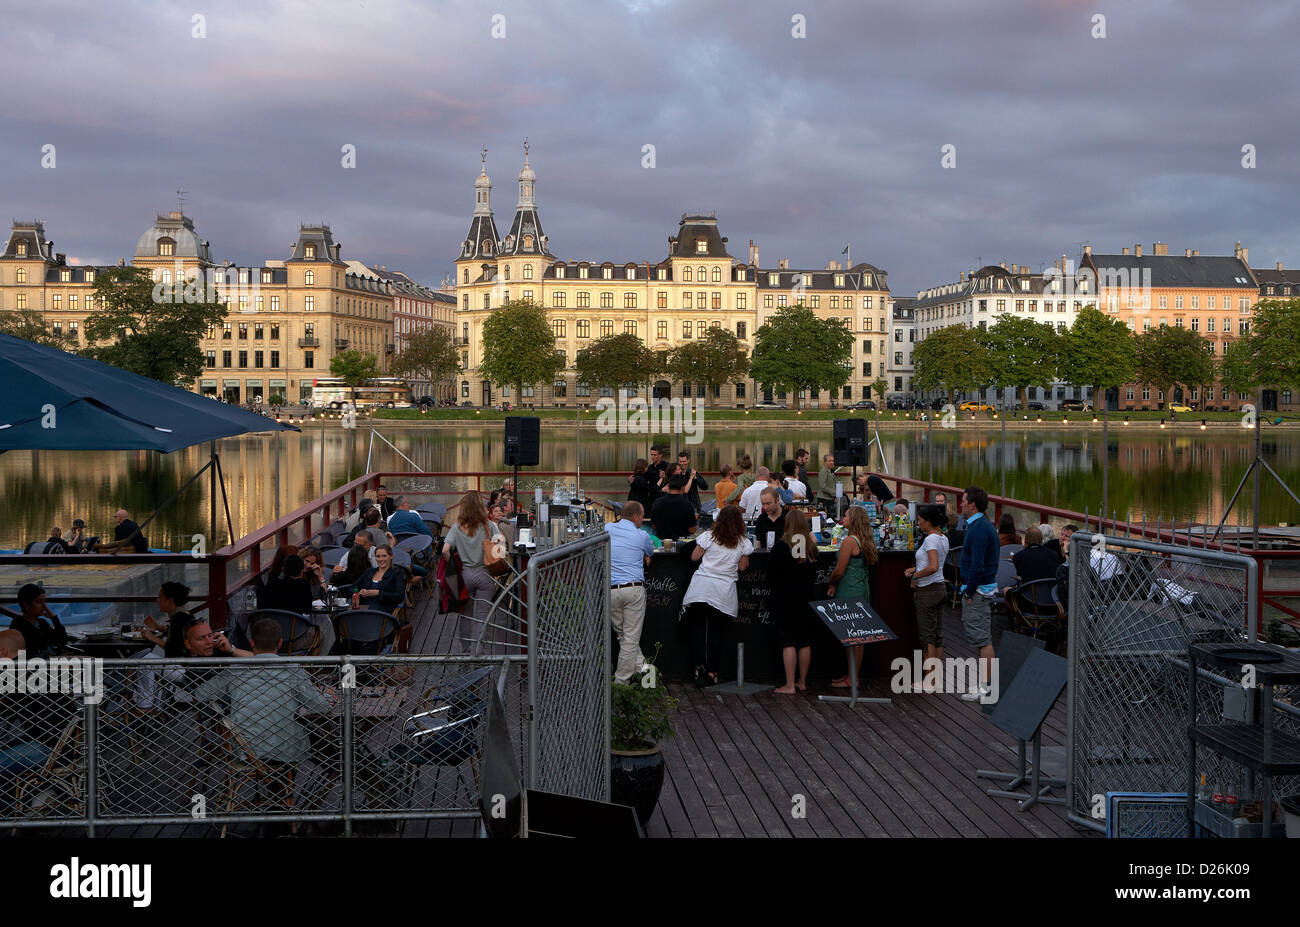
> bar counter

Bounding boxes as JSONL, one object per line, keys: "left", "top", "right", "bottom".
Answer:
{"left": 639, "top": 543, "right": 921, "bottom": 684}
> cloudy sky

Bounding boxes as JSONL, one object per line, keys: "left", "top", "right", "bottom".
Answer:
{"left": 3, "top": 0, "right": 1297, "bottom": 296}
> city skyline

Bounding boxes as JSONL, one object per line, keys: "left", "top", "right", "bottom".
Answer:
{"left": 2, "top": 1, "right": 1298, "bottom": 295}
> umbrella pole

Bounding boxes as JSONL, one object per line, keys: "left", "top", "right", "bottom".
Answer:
{"left": 209, "top": 442, "right": 217, "bottom": 549}
{"left": 214, "top": 452, "right": 235, "bottom": 545}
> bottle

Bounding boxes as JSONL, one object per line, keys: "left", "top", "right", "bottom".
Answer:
{"left": 866, "top": 498, "right": 876, "bottom": 522}
{"left": 1197, "top": 773, "right": 1211, "bottom": 803}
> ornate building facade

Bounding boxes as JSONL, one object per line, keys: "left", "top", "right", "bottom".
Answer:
{"left": 452, "top": 150, "right": 894, "bottom": 407}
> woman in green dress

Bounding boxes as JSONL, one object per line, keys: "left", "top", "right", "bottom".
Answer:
{"left": 825, "top": 505, "right": 879, "bottom": 688}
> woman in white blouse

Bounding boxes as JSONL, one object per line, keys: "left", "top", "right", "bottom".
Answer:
{"left": 682, "top": 505, "right": 753, "bottom": 687}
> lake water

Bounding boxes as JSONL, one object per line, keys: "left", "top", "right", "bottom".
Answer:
{"left": 3, "top": 423, "right": 1298, "bottom": 551}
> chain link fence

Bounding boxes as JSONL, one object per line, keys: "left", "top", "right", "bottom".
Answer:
{"left": 526, "top": 533, "right": 611, "bottom": 803}
{"left": 1065, "top": 532, "right": 1300, "bottom": 833}
{"left": 1, "top": 654, "right": 527, "bottom": 836}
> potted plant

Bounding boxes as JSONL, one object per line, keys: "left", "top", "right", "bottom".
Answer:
{"left": 610, "top": 663, "right": 677, "bottom": 827}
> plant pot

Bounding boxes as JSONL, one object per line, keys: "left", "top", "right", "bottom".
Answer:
{"left": 610, "top": 744, "right": 665, "bottom": 827}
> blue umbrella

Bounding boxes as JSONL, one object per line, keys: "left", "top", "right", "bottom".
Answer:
{"left": 0, "top": 332, "right": 298, "bottom": 451}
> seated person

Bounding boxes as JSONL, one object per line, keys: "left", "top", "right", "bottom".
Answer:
{"left": 141, "top": 581, "right": 196, "bottom": 650}
{"left": 997, "top": 513, "right": 1021, "bottom": 547}
{"left": 489, "top": 503, "right": 516, "bottom": 548}
{"left": 361, "top": 508, "right": 395, "bottom": 565}
{"left": 4, "top": 584, "right": 68, "bottom": 657}
{"left": 254, "top": 545, "right": 299, "bottom": 610}
{"left": 1005, "top": 527, "right": 1060, "bottom": 601}
{"left": 65, "top": 519, "right": 93, "bottom": 554}
{"left": 99, "top": 508, "right": 148, "bottom": 553}
{"left": 351, "top": 545, "right": 407, "bottom": 615}
{"left": 0, "top": 629, "right": 78, "bottom": 791}
{"left": 332, "top": 529, "right": 373, "bottom": 592}
{"left": 262, "top": 555, "right": 313, "bottom": 615}
{"left": 191, "top": 619, "right": 331, "bottom": 834}
{"left": 375, "top": 484, "right": 398, "bottom": 520}
{"left": 386, "top": 495, "right": 433, "bottom": 538}
{"left": 299, "top": 547, "right": 330, "bottom": 601}
{"left": 40, "top": 527, "right": 71, "bottom": 554}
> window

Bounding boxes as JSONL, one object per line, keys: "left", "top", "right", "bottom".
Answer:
{"left": 205, "top": 350, "right": 215, "bottom": 368}
{"left": 1142, "top": 386, "right": 1150, "bottom": 400}
{"left": 894, "top": 351, "right": 903, "bottom": 365}
{"left": 255, "top": 323, "right": 264, "bottom": 339}
{"left": 222, "top": 350, "right": 232, "bottom": 367}
{"left": 736, "top": 321, "right": 746, "bottom": 339}
{"left": 697, "top": 291, "right": 705, "bottom": 309}
{"left": 67, "top": 321, "right": 78, "bottom": 340}
{"left": 15, "top": 242, "right": 26, "bottom": 256}
{"left": 268, "top": 295, "right": 279, "bottom": 312}
{"left": 84, "top": 270, "right": 95, "bottom": 284}
{"left": 656, "top": 291, "right": 667, "bottom": 309}
{"left": 1240, "top": 320, "right": 1250, "bottom": 334}
{"left": 304, "top": 296, "right": 315, "bottom": 312}
{"left": 1175, "top": 318, "right": 1184, "bottom": 328}
{"left": 303, "top": 244, "right": 315, "bottom": 259}
{"left": 1208, "top": 295, "right": 1216, "bottom": 309}
{"left": 736, "top": 382, "right": 746, "bottom": 398}
{"left": 599, "top": 292, "right": 614, "bottom": 309}
{"left": 524, "top": 264, "right": 533, "bottom": 280}
{"left": 576, "top": 320, "right": 590, "bottom": 338}
{"left": 52, "top": 295, "right": 61, "bottom": 310}
{"left": 503, "top": 265, "right": 510, "bottom": 281}
{"left": 578, "top": 266, "right": 588, "bottom": 279}
{"left": 239, "top": 322, "right": 248, "bottom": 339}
{"left": 711, "top": 292, "right": 721, "bottom": 310}
{"left": 809, "top": 295, "right": 819, "bottom": 309}
{"left": 1159, "top": 294, "right": 1167, "bottom": 309}
{"left": 683, "top": 292, "right": 693, "bottom": 309}
{"left": 304, "top": 351, "right": 314, "bottom": 369}
{"left": 736, "top": 293, "right": 746, "bottom": 310}
{"left": 894, "top": 329, "right": 902, "bottom": 342}
{"left": 1126, "top": 387, "right": 1135, "bottom": 400}
{"left": 254, "top": 351, "right": 264, "bottom": 368}
{"left": 625, "top": 266, "right": 635, "bottom": 281}
{"left": 552, "top": 319, "right": 566, "bottom": 338}
{"left": 576, "top": 292, "right": 591, "bottom": 308}
{"left": 711, "top": 266, "right": 722, "bottom": 283}
{"left": 1191, "top": 318, "right": 1199, "bottom": 331}
{"left": 553, "top": 291, "right": 566, "bottom": 308}
{"left": 777, "top": 294, "right": 787, "bottom": 307}
{"left": 483, "top": 294, "right": 491, "bottom": 310}
{"left": 862, "top": 362, "right": 872, "bottom": 376}
{"left": 602, "top": 267, "right": 612, "bottom": 280}
{"left": 553, "top": 380, "right": 566, "bottom": 397}
{"left": 523, "top": 290, "right": 533, "bottom": 303}
{"left": 865, "top": 317, "right": 872, "bottom": 331}
{"left": 624, "top": 321, "right": 637, "bottom": 336}
{"left": 862, "top": 339, "right": 870, "bottom": 353}
{"left": 1207, "top": 318, "right": 1215, "bottom": 332}
{"left": 304, "top": 270, "right": 315, "bottom": 286}
{"left": 657, "top": 320, "right": 668, "bottom": 339}
{"left": 624, "top": 292, "right": 637, "bottom": 309}
{"left": 683, "top": 321, "right": 693, "bottom": 339}
{"left": 238, "top": 350, "right": 248, "bottom": 369}
{"left": 834, "top": 274, "right": 845, "bottom": 288}
{"left": 60, "top": 269, "right": 71, "bottom": 282}
{"left": 222, "top": 322, "right": 233, "bottom": 339}
{"left": 15, "top": 267, "right": 26, "bottom": 283}
{"left": 15, "top": 294, "right": 26, "bottom": 310}
{"left": 270, "top": 350, "right": 280, "bottom": 368}
{"left": 696, "top": 239, "right": 708, "bottom": 254}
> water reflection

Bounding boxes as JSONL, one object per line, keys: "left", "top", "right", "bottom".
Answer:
{"left": 1, "top": 424, "right": 1297, "bottom": 550}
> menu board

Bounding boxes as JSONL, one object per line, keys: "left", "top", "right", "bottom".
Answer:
{"left": 809, "top": 597, "right": 898, "bottom": 647}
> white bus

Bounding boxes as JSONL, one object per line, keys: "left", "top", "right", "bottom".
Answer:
{"left": 310, "top": 377, "right": 413, "bottom": 409}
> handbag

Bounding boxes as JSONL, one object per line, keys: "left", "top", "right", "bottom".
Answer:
{"left": 483, "top": 529, "right": 510, "bottom": 577}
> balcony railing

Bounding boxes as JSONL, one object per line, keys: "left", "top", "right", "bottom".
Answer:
{"left": 297, "top": 337, "right": 320, "bottom": 347}
{"left": 334, "top": 339, "right": 350, "bottom": 349}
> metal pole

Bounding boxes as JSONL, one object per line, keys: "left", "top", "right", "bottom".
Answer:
{"left": 274, "top": 430, "right": 281, "bottom": 521}
{"left": 1000, "top": 409, "right": 1006, "bottom": 498}
{"left": 1101, "top": 409, "right": 1109, "bottom": 519}
{"left": 208, "top": 442, "right": 217, "bottom": 549}
{"left": 1253, "top": 389, "right": 1262, "bottom": 551}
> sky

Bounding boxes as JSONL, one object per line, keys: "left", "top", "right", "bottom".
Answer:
{"left": 3, "top": 0, "right": 1298, "bottom": 297}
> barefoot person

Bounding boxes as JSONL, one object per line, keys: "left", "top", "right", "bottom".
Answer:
{"left": 768, "top": 510, "right": 819, "bottom": 694}
{"left": 826, "top": 506, "right": 879, "bottom": 688}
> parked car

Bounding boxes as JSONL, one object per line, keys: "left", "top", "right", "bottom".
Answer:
{"left": 1061, "top": 399, "right": 1091, "bottom": 412}
{"left": 886, "top": 397, "right": 913, "bottom": 410}
{"left": 958, "top": 401, "right": 995, "bottom": 413}
{"left": 852, "top": 400, "right": 877, "bottom": 410}
{"left": 752, "top": 401, "right": 788, "bottom": 410}
{"left": 1016, "top": 401, "right": 1046, "bottom": 411}
{"left": 1168, "top": 403, "right": 1194, "bottom": 413}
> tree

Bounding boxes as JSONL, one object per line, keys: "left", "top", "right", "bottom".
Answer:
{"left": 980, "top": 314, "right": 1061, "bottom": 410}
{"left": 1062, "top": 306, "right": 1136, "bottom": 412}
{"left": 748, "top": 304, "right": 853, "bottom": 410}
{"left": 391, "top": 326, "right": 461, "bottom": 400}
{"left": 1220, "top": 298, "right": 1300, "bottom": 393}
{"left": 1135, "top": 325, "right": 1213, "bottom": 408}
{"left": 667, "top": 326, "right": 748, "bottom": 408}
{"left": 576, "top": 331, "right": 660, "bottom": 397}
{"left": 0, "top": 308, "right": 68, "bottom": 349}
{"left": 83, "top": 266, "right": 228, "bottom": 386}
{"left": 329, "top": 349, "right": 381, "bottom": 405}
{"left": 912, "top": 324, "right": 991, "bottom": 406}
{"left": 478, "top": 301, "right": 562, "bottom": 403}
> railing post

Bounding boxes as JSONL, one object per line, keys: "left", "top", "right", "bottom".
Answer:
{"left": 342, "top": 658, "right": 354, "bottom": 837}
{"left": 84, "top": 700, "right": 97, "bottom": 838}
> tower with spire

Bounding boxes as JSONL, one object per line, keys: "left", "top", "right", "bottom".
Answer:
{"left": 499, "top": 139, "right": 553, "bottom": 261}
{"left": 457, "top": 148, "right": 502, "bottom": 267}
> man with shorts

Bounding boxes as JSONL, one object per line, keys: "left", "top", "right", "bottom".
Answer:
{"left": 957, "top": 486, "right": 999, "bottom": 701}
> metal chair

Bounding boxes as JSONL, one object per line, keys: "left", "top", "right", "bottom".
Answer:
{"left": 335, "top": 609, "right": 401, "bottom": 656}
{"left": 395, "top": 535, "right": 433, "bottom": 579}
{"left": 943, "top": 546, "right": 963, "bottom": 608}
{"left": 322, "top": 547, "right": 349, "bottom": 569}
{"left": 13, "top": 716, "right": 95, "bottom": 816}
{"left": 217, "top": 718, "right": 296, "bottom": 838}
{"left": 388, "top": 666, "right": 494, "bottom": 806}
{"left": 248, "top": 609, "right": 320, "bottom": 656}
{"left": 416, "top": 502, "right": 447, "bottom": 523}
{"left": 1005, "top": 578, "right": 1066, "bottom": 640}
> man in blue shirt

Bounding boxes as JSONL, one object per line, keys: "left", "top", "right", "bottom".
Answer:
{"left": 606, "top": 501, "right": 656, "bottom": 683}
{"left": 957, "top": 486, "right": 1000, "bottom": 701}
{"left": 386, "top": 495, "right": 433, "bottom": 538}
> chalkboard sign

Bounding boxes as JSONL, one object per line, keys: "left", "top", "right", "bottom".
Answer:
{"left": 810, "top": 597, "right": 898, "bottom": 647}
{"left": 988, "top": 648, "right": 1067, "bottom": 743}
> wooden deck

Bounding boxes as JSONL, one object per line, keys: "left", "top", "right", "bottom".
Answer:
{"left": 19, "top": 580, "right": 1088, "bottom": 839}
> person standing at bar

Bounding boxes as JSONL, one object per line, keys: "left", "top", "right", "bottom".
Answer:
{"left": 794, "top": 449, "right": 811, "bottom": 488}
{"left": 957, "top": 486, "right": 999, "bottom": 701}
{"left": 682, "top": 506, "right": 752, "bottom": 688}
{"left": 904, "top": 504, "right": 950, "bottom": 691}
{"left": 606, "top": 502, "right": 655, "bottom": 683}
{"left": 826, "top": 506, "right": 878, "bottom": 688}
{"left": 725, "top": 454, "right": 754, "bottom": 506}
{"left": 754, "top": 487, "right": 786, "bottom": 550}
{"left": 677, "top": 450, "right": 709, "bottom": 513}
{"left": 713, "top": 464, "right": 737, "bottom": 510}
{"left": 769, "top": 510, "right": 818, "bottom": 694}
{"left": 816, "top": 454, "right": 840, "bottom": 510}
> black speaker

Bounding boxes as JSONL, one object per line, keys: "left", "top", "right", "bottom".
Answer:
{"left": 833, "top": 418, "right": 868, "bottom": 466}
{"left": 504, "top": 416, "right": 541, "bottom": 467}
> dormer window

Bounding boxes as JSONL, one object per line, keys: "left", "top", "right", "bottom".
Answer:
{"left": 523, "top": 234, "right": 534, "bottom": 250}
{"left": 482, "top": 240, "right": 493, "bottom": 255}
{"left": 768, "top": 273, "right": 779, "bottom": 287}
{"left": 555, "top": 266, "right": 565, "bottom": 279}
{"left": 1020, "top": 278, "right": 1029, "bottom": 291}
{"left": 16, "top": 242, "right": 27, "bottom": 256}
{"left": 262, "top": 270, "right": 272, "bottom": 284}
{"left": 657, "top": 267, "right": 668, "bottom": 280}
{"left": 304, "top": 243, "right": 315, "bottom": 259}
{"left": 158, "top": 238, "right": 175, "bottom": 256}
{"left": 737, "top": 269, "right": 746, "bottom": 281}
{"left": 863, "top": 273, "right": 873, "bottom": 286}
{"left": 304, "top": 270, "right": 315, "bottom": 286}
{"left": 504, "top": 235, "right": 515, "bottom": 250}
{"left": 695, "top": 238, "right": 708, "bottom": 254}
{"left": 463, "top": 241, "right": 472, "bottom": 256}
{"left": 834, "top": 274, "right": 845, "bottom": 288}
{"left": 84, "top": 269, "right": 95, "bottom": 284}
{"left": 61, "top": 269, "right": 71, "bottom": 282}
{"left": 626, "top": 267, "right": 635, "bottom": 280}
{"left": 602, "top": 267, "right": 612, "bottom": 280}
{"left": 579, "top": 266, "right": 588, "bottom": 279}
